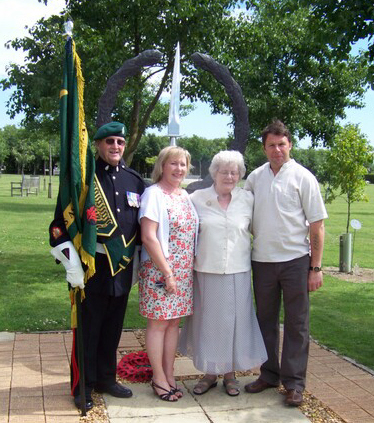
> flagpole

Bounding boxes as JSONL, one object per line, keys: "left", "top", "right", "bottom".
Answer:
{"left": 63, "top": 20, "right": 87, "bottom": 417}
{"left": 75, "top": 288, "right": 86, "bottom": 416}
{"left": 168, "top": 42, "right": 180, "bottom": 146}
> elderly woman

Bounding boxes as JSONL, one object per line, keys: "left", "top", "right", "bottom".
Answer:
{"left": 179, "top": 150, "right": 267, "bottom": 396}
{"left": 138, "top": 146, "right": 199, "bottom": 402}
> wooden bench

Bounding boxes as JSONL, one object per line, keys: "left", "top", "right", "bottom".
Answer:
{"left": 11, "top": 176, "right": 40, "bottom": 197}
{"left": 10, "top": 181, "right": 28, "bottom": 196}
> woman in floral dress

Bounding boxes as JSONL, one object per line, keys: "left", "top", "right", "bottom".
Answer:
{"left": 138, "top": 146, "right": 198, "bottom": 402}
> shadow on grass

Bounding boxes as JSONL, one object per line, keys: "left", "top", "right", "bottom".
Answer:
{"left": 1, "top": 202, "right": 56, "bottom": 213}
{"left": 1, "top": 252, "right": 65, "bottom": 285}
{"left": 328, "top": 211, "right": 374, "bottom": 216}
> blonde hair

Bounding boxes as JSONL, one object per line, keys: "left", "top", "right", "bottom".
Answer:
{"left": 152, "top": 146, "right": 191, "bottom": 183}
{"left": 209, "top": 150, "right": 246, "bottom": 180}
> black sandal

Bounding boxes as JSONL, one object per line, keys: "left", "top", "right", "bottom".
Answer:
{"left": 151, "top": 380, "right": 178, "bottom": 402}
{"left": 170, "top": 384, "right": 183, "bottom": 398}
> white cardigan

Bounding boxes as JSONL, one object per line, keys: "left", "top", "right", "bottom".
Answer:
{"left": 138, "top": 184, "right": 199, "bottom": 262}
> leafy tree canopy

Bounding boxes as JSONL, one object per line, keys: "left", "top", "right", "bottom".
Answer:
{"left": 2, "top": 0, "right": 238, "bottom": 162}
{"left": 208, "top": 0, "right": 370, "bottom": 146}
{"left": 282, "top": 0, "right": 374, "bottom": 84}
{"left": 0, "top": 126, "right": 18, "bottom": 166}
{"left": 131, "top": 133, "right": 228, "bottom": 177}
{"left": 1, "top": 0, "right": 371, "bottom": 162}
{"left": 0, "top": 124, "right": 59, "bottom": 174}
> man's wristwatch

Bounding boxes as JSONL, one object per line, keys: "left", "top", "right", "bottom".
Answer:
{"left": 309, "top": 266, "right": 322, "bottom": 272}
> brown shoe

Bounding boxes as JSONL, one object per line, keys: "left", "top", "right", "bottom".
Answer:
{"left": 244, "top": 378, "right": 278, "bottom": 394}
{"left": 285, "top": 389, "right": 303, "bottom": 406}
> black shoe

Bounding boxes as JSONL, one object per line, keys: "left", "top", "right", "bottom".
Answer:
{"left": 74, "top": 393, "right": 93, "bottom": 411}
{"left": 96, "top": 382, "right": 133, "bottom": 398}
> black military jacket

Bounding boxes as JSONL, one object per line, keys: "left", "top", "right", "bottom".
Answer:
{"left": 49, "top": 156, "right": 145, "bottom": 296}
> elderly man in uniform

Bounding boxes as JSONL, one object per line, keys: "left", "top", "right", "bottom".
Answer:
{"left": 244, "top": 120, "right": 328, "bottom": 407}
{"left": 49, "top": 122, "right": 145, "bottom": 410}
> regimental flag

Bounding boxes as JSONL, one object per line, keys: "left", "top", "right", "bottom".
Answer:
{"left": 59, "top": 37, "right": 96, "bottom": 285}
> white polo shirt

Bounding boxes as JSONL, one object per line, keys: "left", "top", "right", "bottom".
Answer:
{"left": 244, "top": 159, "right": 328, "bottom": 263}
{"left": 191, "top": 185, "right": 253, "bottom": 274}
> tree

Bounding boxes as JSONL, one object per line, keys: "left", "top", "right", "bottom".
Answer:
{"left": 1, "top": 0, "right": 371, "bottom": 161}
{"left": 0, "top": 125, "right": 27, "bottom": 173}
{"left": 179, "top": 135, "right": 228, "bottom": 176}
{"left": 244, "top": 140, "right": 267, "bottom": 173}
{"left": 292, "top": 148, "right": 329, "bottom": 184}
{"left": 131, "top": 133, "right": 229, "bottom": 178}
{"left": 28, "top": 130, "right": 59, "bottom": 175}
{"left": 325, "top": 124, "right": 374, "bottom": 233}
{"left": 2, "top": 0, "right": 237, "bottom": 163}
{"left": 286, "top": 0, "right": 374, "bottom": 86}
{"left": 208, "top": 0, "right": 370, "bottom": 147}
{"left": 0, "top": 124, "right": 60, "bottom": 175}
{"left": 131, "top": 133, "right": 169, "bottom": 175}
{"left": 0, "top": 126, "right": 13, "bottom": 170}
{"left": 10, "top": 129, "right": 36, "bottom": 175}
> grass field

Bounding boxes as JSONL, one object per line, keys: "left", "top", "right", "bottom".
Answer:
{"left": 321, "top": 185, "right": 374, "bottom": 269}
{"left": 310, "top": 277, "right": 374, "bottom": 369}
{"left": 0, "top": 173, "right": 373, "bottom": 369}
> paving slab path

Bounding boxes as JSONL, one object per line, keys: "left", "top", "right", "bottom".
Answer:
{"left": 1, "top": 331, "right": 373, "bottom": 423}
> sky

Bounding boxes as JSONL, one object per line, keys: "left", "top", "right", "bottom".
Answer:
{"left": 1, "top": 0, "right": 373, "bottom": 148}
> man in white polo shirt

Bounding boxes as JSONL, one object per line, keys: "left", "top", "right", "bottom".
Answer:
{"left": 244, "top": 120, "right": 328, "bottom": 407}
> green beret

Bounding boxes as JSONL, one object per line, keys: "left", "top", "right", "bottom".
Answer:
{"left": 93, "top": 122, "right": 127, "bottom": 140}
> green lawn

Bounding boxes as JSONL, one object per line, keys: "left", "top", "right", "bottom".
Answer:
{"left": 310, "top": 276, "right": 374, "bottom": 369}
{"left": 321, "top": 185, "right": 374, "bottom": 268}
{"left": 0, "top": 173, "right": 147, "bottom": 331}
{"left": 0, "top": 174, "right": 373, "bottom": 369}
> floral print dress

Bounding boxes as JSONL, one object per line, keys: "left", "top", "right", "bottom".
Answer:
{"left": 139, "top": 190, "right": 196, "bottom": 320}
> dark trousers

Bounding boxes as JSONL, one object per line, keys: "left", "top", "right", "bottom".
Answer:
{"left": 71, "top": 292, "right": 129, "bottom": 396}
{"left": 252, "top": 254, "right": 310, "bottom": 391}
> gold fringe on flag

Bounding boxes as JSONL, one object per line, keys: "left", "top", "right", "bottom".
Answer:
{"left": 71, "top": 41, "right": 96, "bottom": 281}
{"left": 70, "top": 287, "right": 86, "bottom": 329}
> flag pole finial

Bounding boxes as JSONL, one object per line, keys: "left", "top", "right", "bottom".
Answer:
{"left": 63, "top": 19, "right": 74, "bottom": 38}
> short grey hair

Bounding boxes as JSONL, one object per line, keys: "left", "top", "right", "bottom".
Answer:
{"left": 209, "top": 150, "right": 246, "bottom": 180}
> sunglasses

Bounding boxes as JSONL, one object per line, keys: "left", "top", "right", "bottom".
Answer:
{"left": 104, "top": 138, "right": 126, "bottom": 146}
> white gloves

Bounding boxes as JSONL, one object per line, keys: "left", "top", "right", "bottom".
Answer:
{"left": 51, "top": 241, "right": 85, "bottom": 289}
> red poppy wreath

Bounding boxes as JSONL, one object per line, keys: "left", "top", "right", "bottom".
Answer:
{"left": 116, "top": 351, "right": 153, "bottom": 383}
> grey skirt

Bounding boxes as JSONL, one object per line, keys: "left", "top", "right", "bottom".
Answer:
{"left": 179, "top": 270, "right": 267, "bottom": 374}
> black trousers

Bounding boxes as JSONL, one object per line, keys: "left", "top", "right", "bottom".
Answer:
{"left": 252, "top": 254, "right": 310, "bottom": 391}
{"left": 71, "top": 292, "right": 129, "bottom": 396}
